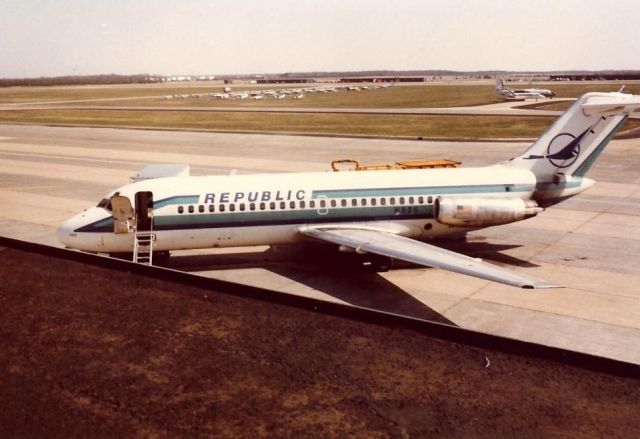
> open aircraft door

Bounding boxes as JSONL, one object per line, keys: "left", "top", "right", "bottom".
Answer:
{"left": 135, "top": 191, "right": 153, "bottom": 232}
{"left": 110, "top": 195, "right": 135, "bottom": 234}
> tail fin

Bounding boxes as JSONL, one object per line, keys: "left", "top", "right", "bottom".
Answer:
{"left": 495, "top": 78, "right": 505, "bottom": 91}
{"left": 504, "top": 91, "right": 640, "bottom": 181}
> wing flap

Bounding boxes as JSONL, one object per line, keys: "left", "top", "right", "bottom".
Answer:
{"left": 299, "top": 226, "right": 560, "bottom": 289}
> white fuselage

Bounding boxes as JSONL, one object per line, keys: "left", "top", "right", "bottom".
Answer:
{"left": 57, "top": 164, "right": 591, "bottom": 254}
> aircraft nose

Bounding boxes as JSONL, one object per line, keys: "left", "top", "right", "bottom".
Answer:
{"left": 56, "top": 217, "right": 76, "bottom": 247}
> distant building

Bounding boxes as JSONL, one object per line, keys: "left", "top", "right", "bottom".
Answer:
{"left": 550, "top": 72, "right": 640, "bottom": 81}
{"left": 256, "top": 78, "right": 316, "bottom": 84}
{"left": 339, "top": 76, "right": 425, "bottom": 83}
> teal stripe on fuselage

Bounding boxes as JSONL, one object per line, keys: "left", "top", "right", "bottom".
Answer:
{"left": 154, "top": 195, "right": 199, "bottom": 208}
{"left": 153, "top": 204, "right": 433, "bottom": 231}
{"left": 311, "top": 183, "right": 533, "bottom": 199}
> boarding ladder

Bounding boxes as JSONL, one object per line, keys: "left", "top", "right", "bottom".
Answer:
{"left": 133, "top": 230, "right": 156, "bottom": 265}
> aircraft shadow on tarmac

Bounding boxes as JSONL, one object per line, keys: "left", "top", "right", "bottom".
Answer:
{"left": 164, "top": 247, "right": 455, "bottom": 325}
{"left": 435, "top": 240, "right": 539, "bottom": 268}
{"left": 161, "top": 240, "right": 538, "bottom": 325}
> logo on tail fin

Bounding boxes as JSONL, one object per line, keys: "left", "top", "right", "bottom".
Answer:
{"left": 524, "top": 127, "right": 591, "bottom": 168}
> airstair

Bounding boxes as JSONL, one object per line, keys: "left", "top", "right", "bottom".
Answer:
{"left": 133, "top": 230, "right": 155, "bottom": 265}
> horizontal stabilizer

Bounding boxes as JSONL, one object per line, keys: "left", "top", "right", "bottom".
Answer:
{"left": 581, "top": 93, "right": 640, "bottom": 116}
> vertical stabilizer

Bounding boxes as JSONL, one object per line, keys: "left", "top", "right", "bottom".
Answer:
{"left": 504, "top": 92, "right": 640, "bottom": 181}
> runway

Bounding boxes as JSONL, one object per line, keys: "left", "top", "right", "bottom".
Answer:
{"left": 1, "top": 123, "right": 639, "bottom": 364}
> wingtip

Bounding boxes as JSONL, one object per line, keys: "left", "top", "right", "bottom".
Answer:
{"left": 522, "top": 283, "right": 564, "bottom": 290}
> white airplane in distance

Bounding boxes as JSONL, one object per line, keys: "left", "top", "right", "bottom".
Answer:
{"left": 58, "top": 91, "right": 640, "bottom": 289}
{"left": 496, "top": 78, "right": 555, "bottom": 100}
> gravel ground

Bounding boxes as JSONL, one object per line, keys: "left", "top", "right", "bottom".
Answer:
{"left": 1, "top": 246, "right": 639, "bottom": 438}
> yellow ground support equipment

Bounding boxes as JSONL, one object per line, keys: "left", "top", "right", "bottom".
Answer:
{"left": 331, "top": 158, "right": 461, "bottom": 172}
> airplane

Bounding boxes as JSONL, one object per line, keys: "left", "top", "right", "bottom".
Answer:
{"left": 496, "top": 78, "right": 555, "bottom": 100}
{"left": 57, "top": 91, "right": 640, "bottom": 289}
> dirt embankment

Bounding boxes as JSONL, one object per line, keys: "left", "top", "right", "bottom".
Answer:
{"left": 1, "top": 247, "right": 639, "bottom": 438}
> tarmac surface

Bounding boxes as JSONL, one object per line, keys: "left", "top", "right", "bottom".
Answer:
{"left": 2, "top": 246, "right": 639, "bottom": 438}
{"left": 0, "top": 123, "right": 639, "bottom": 365}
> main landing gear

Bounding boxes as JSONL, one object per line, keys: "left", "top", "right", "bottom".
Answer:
{"left": 366, "top": 255, "right": 393, "bottom": 272}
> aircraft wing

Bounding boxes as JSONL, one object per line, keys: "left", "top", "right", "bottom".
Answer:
{"left": 298, "top": 226, "right": 560, "bottom": 289}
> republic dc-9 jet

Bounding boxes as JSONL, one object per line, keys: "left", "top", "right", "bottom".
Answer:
{"left": 58, "top": 91, "right": 640, "bottom": 289}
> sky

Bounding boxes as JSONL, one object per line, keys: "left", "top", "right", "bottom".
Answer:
{"left": 1, "top": 0, "right": 639, "bottom": 78}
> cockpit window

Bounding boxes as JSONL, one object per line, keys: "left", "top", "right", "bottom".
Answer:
{"left": 97, "top": 198, "right": 112, "bottom": 211}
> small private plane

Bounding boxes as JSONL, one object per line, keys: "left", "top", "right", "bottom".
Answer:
{"left": 58, "top": 91, "right": 640, "bottom": 289}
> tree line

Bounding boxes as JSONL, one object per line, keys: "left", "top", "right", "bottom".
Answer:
{"left": 0, "top": 74, "right": 159, "bottom": 87}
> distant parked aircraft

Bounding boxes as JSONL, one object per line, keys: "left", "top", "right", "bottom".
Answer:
{"left": 496, "top": 78, "right": 555, "bottom": 100}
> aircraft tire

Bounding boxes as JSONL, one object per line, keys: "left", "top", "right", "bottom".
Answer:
{"left": 369, "top": 255, "right": 392, "bottom": 272}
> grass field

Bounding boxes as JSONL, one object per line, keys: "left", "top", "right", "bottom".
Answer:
{"left": 1, "top": 81, "right": 639, "bottom": 138}
{"left": 99, "top": 85, "right": 504, "bottom": 108}
{"left": 0, "top": 84, "right": 220, "bottom": 104}
{"left": 0, "top": 109, "right": 558, "bottom": 138}
{"left": 0, "top": 83, "right": 501, "bottom": 107}
{"left": 2, "top": 81, "right": 638, "bottom": 108}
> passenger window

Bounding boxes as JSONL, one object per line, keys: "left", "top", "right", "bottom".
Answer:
{"left": 418, "top": 196, "right": 424, "bottom": 204}
{"left": 219, "top": 204, "right": 225, "bottom": 212}
{"left": 209, "top": 204, "right": 215, "bottom": 212}
{"left": 188, "top": 205, "right": 194, "bottom": 213}
{"left": 300, "top": 201, "right": 306, "bottom": 208}
{"left": 270, "top": 201, "right": 276, "bottom": 209}
{"left": 239, "top": 204, "right": 245, "bottom": 211}
{"left": 341, "top": 199, "right": 347, "bottom": 207}
{"left": 408, "top": 196, "right": 414, "bottom": 204}
{"left": 361, "top": 198, "right": 367, "bottom": 206}
{"left": 390, "top": 198, "right": 396, "bottom": 205}
{"left": 380, "top": 198, "right": 386, "bottom": 206}
{"left": 250, "top": 203, "right": 256, "bottom": 211}
{"left": 310, "top": 200, "right": 316, "bottom": 208}
{"left": 178, "top": 206, "right": 184, "bottom": 214}
{"left": 330, "top": 199, "right": 337, "bottom": 208}
{"left": 399, "top": 197, "right": 405, "bottom": 204}
{"left": 260, "top": 202, "right": 266, "bottom": 210}
{"left": 320, "top": 200, "right": 326, "bottom": 208}
{"left": 229, "top": 204, "right": 235, "bottom": 212}
{"left": 290, "top": 201, "right": 295, "bottom": 209}
{"left": 280, "top": 201, "right": 286, "bottom": 209}
{"left": 371, "top": 198, "right": 377, "bottom": 206}
{"left": 198, "top": 205, "right": 204, "bottom": 213}
{"left": 428, "top": 196, "right": 433, "bottom": 204}
{"left": 351, "top": 199, "right": 357, "bottom": 207}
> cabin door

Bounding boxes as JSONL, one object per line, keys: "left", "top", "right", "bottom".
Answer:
{"left": 110, "top": 195, "right": 134, "bottom": 234}
{"left": 135, "top": 191, "right": 154, "bottom": 232}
